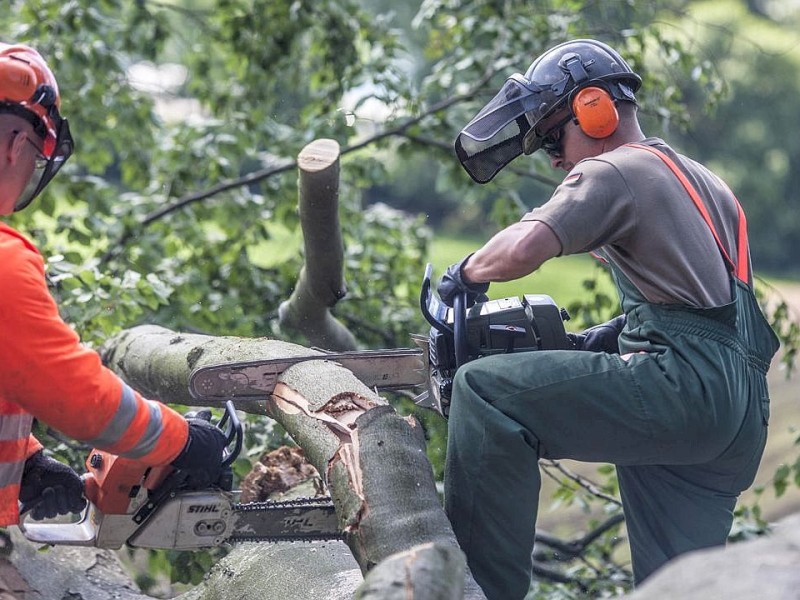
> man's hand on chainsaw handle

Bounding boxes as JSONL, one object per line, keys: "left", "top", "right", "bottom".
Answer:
{"left": 171, "top": 410, "right": 228, "bottom": 490}
{"left": 568, "top": 314, "right": 627, "bottom": 354}
{"left": 19, "top": 450, "right": 87, "bottom": 520}
{"left": 438, "top": 255, "right": 490, "bottom": 308}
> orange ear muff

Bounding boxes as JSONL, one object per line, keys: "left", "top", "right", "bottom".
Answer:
{"left": 572, "top": 86, "right": 619, "bottom": 139}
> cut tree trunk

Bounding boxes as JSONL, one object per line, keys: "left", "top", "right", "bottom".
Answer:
{"left": 100, "top": 324, "right": 485, "bottom": 599}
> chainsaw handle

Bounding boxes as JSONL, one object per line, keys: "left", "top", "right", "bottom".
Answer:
{"left": 138, "top": 403, "right": 239, "bottom": 520}
{"left": 453, "top": 292, "right": 469, "bottom": 368}
{"left": 419, "top": 263, "right": 453, "bottom": 336}
{"left": 18, "top": 480, "right": 98, "bottom": 547}
{"left": 182, "top": 401, "right": 242, "bottom": 467}
{"left": 18, "top": 473, "right": 88, "bottom": 519}
{"left": 218, "top": 400, "right": 242, "bottom": 468}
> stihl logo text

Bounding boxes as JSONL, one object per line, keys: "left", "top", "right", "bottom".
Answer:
{"left": 187, "top": 504, "right": 220, "bottom": 514}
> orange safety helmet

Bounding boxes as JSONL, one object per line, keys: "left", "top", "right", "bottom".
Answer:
{"left": 0, "top": 42, "right": 73, "bottom": 210}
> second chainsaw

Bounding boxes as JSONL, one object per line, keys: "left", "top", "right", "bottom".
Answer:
{"left": 17, "top": 402, "right": 341, "bottom": 549}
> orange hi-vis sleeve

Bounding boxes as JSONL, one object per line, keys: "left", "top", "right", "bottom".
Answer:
{"left": 0, "top": 223, "right": 188, "bottom": 468}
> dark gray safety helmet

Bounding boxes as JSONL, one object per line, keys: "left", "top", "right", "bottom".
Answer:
{"left": 454, "top": 39, "right": 641, "bottom": 183}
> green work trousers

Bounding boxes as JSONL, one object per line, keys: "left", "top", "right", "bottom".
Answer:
{"left": 444, "top": 280, "right": 777, "bottom": 600}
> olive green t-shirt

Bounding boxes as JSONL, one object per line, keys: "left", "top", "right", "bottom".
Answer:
{"left": 522, "top": 138, "right": 742, "bottom": 307}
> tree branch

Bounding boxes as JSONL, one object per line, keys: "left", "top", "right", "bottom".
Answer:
{"left": 540, "top": 459, "right": 623, "bottom": 507}
{"left": 277, "top": 139, "right": 359, "bottom": 351}
{"left": 534, "top": 513, "right": 626, "bottom": 560}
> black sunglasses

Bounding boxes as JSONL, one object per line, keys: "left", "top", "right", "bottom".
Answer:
{"left": 541, "top": 129, "right": 564, "bottom": 158}
{"left": 539, "top": 115, "right": 573, "bottom": 159}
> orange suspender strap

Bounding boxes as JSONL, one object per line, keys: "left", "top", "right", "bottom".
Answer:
{"left": 627, "top": 143, "right": 749, "bottom": 283}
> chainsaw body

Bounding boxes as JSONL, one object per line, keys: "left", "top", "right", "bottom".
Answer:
{"left": 419, "top": 264, "right": 572, "bottom": 416}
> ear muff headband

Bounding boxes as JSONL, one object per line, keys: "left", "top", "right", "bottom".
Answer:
{"left": 571, "top": 86, "right": 619, "bottom": 139}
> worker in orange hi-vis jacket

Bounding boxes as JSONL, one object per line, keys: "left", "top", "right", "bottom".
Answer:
{"left": 0, "top": 42, "right": 226, "bottom": 525}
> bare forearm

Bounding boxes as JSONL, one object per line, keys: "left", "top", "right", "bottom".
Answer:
{"left": 462, "top": 220, "right": 561, "bottom": 284}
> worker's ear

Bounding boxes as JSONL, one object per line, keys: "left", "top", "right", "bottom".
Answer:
{"left": 5, "top": 130, "right": 26, "bottom": 165}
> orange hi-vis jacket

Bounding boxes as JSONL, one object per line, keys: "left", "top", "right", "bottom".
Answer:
{"left": 0, "top": 222, "right": 189, "bottom": 525}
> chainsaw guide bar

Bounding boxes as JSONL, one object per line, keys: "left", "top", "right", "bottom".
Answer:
{"left": 189, "top": 348, "right": 426, "bottom": 401}
{"left": 230, "top": 496, "right": 341, "bottom": 543}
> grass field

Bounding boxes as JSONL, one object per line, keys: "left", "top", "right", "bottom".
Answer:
{"left": 428, "top": 234, "right": 800, "bottom": 527}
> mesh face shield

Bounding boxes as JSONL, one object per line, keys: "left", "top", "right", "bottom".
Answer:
{"left": 454, "top": 74, "right": 564, "bottom": 184}
{"left": 14, "top": 117, "right": 73, "bottom": 212}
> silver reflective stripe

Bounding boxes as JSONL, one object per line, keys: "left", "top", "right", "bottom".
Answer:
{"left": 86, "top": 384, "right": 164, "bottom": 459}
{"left": 123, "top": 400, "right": 163, "bottom": 459}
{"left": 0, "top": 412, "right": 34, "bottom": 487}
{"left": 0, "top": 460, "right": 25, "bottom": 488}
{"left": 0, "top": 413, "right": 34, "bottom": 442}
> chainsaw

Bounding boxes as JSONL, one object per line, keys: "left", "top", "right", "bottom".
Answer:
{"left": 18, "top": 402, "right": 340, "bottom": 549}
{"left": 18, "top": 265, "right": 570, "bottom": 548}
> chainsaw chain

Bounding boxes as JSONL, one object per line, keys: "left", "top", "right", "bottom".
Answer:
{"left": 232, "top": 495, "right": 334, "bottom": 512}
{"left": 229, "top": 496, "right": 344, "bottom": 543}
{"left": 229, "top": 533, "right": 343, "bottom": 543}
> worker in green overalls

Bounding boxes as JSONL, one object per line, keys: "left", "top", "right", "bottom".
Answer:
{"left": 440, "top": 38, "right": 780, "bottom": 600}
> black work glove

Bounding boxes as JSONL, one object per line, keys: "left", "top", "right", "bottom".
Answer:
{"left": 567, "top": 314, "right": 627, "bottom": 354}
{"left": 19, "top": 450, "right": 86, "bottom": 520}
{"left": 170, "top": 409, "right": 228, "bottom": 490}
{"left": 437, "top": 255, "right": 490, "bottom": 308}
